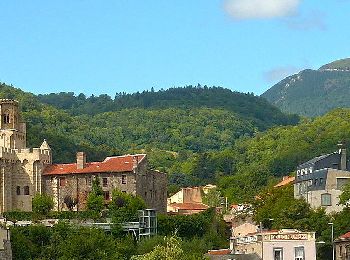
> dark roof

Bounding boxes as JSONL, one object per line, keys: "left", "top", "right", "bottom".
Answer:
{"left": 298, "top": 153, "right": 336, "bottom": 168}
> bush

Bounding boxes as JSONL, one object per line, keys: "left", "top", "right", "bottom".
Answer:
{"left": 32, "top": 193, "right": 54, "bottom": 216}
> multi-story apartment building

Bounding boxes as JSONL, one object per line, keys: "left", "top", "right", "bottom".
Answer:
{"left": 294, "top": 146, "right": 350, "bottom": 213}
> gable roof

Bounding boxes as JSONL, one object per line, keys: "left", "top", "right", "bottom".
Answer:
{"left": 43, "top": 154, "right": 146, "bottom": 175}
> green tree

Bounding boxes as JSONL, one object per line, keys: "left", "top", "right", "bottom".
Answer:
{"left": 339, "top": 181, "right": 350, "bottom": 206}
{"left": 86, "top": 178, "right": 104, "bottom": 214}
{"left": 202, "top": 188, "right": 222, "bottom": 208}
{"left": 131, "top": 235, "right": 184, "bottom": 260}
{"left": 32, "top": 193, "right": 54, "bottom": 216}
{"left": 109, "top": 189, "right": 146, "bottom": 223}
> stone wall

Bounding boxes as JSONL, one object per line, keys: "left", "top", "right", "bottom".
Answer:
{"left": 44, "top": 172, "right": 138, "bottom": 211}
{"left": 43, "top": 158, "right": 167, "bottom": 213}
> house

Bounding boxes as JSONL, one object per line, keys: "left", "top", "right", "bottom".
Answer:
{"left": 294, "top": 146, "right": 350, "bottom": 213}
{"left": 167, "top": 185, "right": 216, "bottom": 215}
{"left": 205, "top": 249, "right": 235, "bottom": 260}
{"left": 43, "top": 152, "right": 167, "bottom": 213}
{"left": 0, "top": 99, "right": 167, "bottom": 214}
{"left": 168, "top": 186, "right": 202, "bottom": 204}
{"left": 167, "top": 202, "right": 208, "bottom": 215}
{"left": 231, "top": 229, "right": 316, "bottom": 260}
{"left": 335, "top": 231, "right": 350, "bottom": 260}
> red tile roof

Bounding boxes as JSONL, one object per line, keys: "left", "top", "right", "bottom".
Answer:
{"left": 339, "top": 231, "right": 350, "bottom": 239}
{"left": 274, "top": 176, "right": 295, "bottom": 188}
{"left": 43, "top": 154, "right": 146, "bottom": 175}
{"left": 207, "top": 249, "right": 231, "bottom": 255}
{"left": 169, "top": 203, "right": 209, "bottom": 210}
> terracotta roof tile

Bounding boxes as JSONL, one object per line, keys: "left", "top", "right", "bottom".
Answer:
{"left": 274, "top": 176, "right": 295, "bottom": 188}
{"left": 339, "top": 231, "right": 350, "bottom": 239}
{"left": 169, "top": 203, "right": 209, "bottom": 210}
{"left": 43, "top": 154, "right": 146, "bottom": 175}
{"left": 207, "top": 249, "right": 231, "bottom": 255}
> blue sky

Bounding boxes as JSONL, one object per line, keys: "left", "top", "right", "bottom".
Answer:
{"left": 0, "top": 0, "right": 349, "bottom": 96}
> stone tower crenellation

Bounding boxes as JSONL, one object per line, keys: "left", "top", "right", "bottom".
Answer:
{"left": 0, "top": 99, "right": 26, "bottom": 149}
{"left": 0, "top": 99, "right": 51, "bottom": 213}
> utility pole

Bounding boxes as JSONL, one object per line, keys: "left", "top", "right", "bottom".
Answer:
{"left": 328, "top": 222, "right": 334, "bottom": 260}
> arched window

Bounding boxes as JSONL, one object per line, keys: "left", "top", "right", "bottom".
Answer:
{"left": 2, "top": 110, "right": 10, "bottom": 124}
{"left": 24, "top": 186, "right": 30, "bottom": 195}
{"left": 16, "top": 186, "right": 21, "bottom": 195}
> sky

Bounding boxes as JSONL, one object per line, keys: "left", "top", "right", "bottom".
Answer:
{"left": 0, "top": 0, "right": 349, "bottom": 97}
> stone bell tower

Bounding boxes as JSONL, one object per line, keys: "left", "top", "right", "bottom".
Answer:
{"left": 0, "top": 99, "right": 26, "bottom": 149}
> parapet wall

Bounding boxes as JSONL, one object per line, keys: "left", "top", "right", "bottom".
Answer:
{"left": 0, "top": 147, "right": 51, "bottom": 162}
{"left": 0, "top": 147, "right": 16, "bottom": 160}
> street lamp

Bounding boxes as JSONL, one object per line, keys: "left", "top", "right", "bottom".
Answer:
{"left": 328, "top": 222, "right": 334, "bottom": 260}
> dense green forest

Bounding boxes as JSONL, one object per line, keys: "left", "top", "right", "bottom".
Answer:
{"left": 37, "top": 86, "right": 298, "bottom": 130}
{"left": 262, "top": 58, "right": 350, "bottom": 117}
{"left": 0, "top": 82, "right": 297, "bottom": 167}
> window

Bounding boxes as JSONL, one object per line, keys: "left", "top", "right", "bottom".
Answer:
{"left": 308, "top": 179, "right": 313, "bottom": 186}
{"left": 273, "top": 248, "right": 283, "bottom": 260}
{"left": 102, "top": 177, "right": 108, "bottom": 187}
{"left": 103, "top": 191, "right": 110, "bottom": 200}
{"left": 294, "top": 246, "right": 305, "bottom": 260}
{"left": 320, "top": 178, "right": 324, "bottom": 185}
{"left": 337, "top": 178, "right": 350, "bottom": 190}
{"left": 86, "top": 176, "right": 92, "bottom": 186}
{"left": 16, "top": 186, "right": 20, "bottom": 195}
{"left": 3, "top": 112, "right": 10, "bottom": 124}
{"left": 24, "top": 186, "right": 30, "bottom": 195}
{"left": 122, "top": 175, "right": 127, "bottom": 184}
{"left": 60, "top": 177, "right": 66, "bottom": 187}
{"left": 321, "top": 193, "right": 332, "bottom": 206}
{"left": 314, "top": 178, "right": 318, "bottom": 186}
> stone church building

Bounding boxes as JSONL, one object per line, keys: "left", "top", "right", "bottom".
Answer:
{"left": 0, "top": 99, "right": 167, "bottom": 214}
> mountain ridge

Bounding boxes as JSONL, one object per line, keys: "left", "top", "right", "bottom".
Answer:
{"left": 261, "top": 58, "right": 350, "bottom": 117}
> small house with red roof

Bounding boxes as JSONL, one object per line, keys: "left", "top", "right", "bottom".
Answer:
{"left": 43, "top": 152, "right": 167, "bottom": 213}
{"left": 335, "top": 231, "right": 350, "bottom": 260}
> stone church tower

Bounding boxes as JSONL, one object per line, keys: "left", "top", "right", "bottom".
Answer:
{"left": 0, "top": 99, "right": 51, "bottom": 213}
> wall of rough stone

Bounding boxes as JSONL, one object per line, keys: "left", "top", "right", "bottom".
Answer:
{"left": 44, "top": 172, "right": 138, "bottom": 211}
{"left": 136, "top": 169, "right": 167, "bottom": 214}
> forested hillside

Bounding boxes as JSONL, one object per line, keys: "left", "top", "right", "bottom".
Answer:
{"left": 0, "top": 83, "right": 298, "bottom": 162}
{"left": 37, "top": 86, "right": 298, "bottom": 129}
{"left": 262, "top": 58, "right": 350, "bottom": 117}
{"left": 217, "top": 109, "right": 350, "bottom": 202}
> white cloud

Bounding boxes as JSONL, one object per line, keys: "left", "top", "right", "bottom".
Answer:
{"left": 223, "top": 0, "right": 301, "bottom": 20}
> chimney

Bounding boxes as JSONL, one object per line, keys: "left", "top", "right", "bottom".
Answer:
{"left": 132, "top": 155, "right": 138, "bottom": 170}
{"left": 338, "top": 143, "right": 347, "bottom": 171}
{"left": 76, "top": 152, "right": 86, "bottom": 169}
